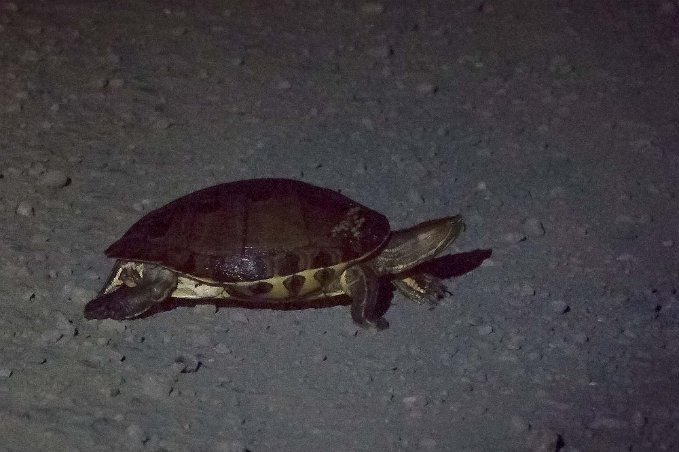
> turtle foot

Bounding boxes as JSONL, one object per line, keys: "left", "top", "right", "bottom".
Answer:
{"left": 393, "top": 273, "right": 448, "bottom": 305}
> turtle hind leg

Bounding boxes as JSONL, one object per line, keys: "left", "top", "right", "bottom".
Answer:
{"left": 84, "top": 285, "right": 155, "bottom": 320}
{"left": 342, "top": 265, "right": 389, "bottom": 330}
{"left": 393, "top": 273, "right": 448, "bottom": 305}
{"left": 84, "top": 265, "right": 178, "bottom": 320}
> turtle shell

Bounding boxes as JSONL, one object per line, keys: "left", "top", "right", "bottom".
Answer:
{"left": 105, "top": 178, "right": 390, "bottom": 283}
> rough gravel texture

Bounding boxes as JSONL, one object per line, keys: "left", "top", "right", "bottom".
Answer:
{"left": 1, "top": 1, "right": 678, "bottom": 451}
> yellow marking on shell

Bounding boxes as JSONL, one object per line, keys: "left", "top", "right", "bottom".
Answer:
{"left": 223, "top": 262, "right": 350, "bottom": 301}
{"left": 172, "top": 266, "right": 348, "bottom": 302}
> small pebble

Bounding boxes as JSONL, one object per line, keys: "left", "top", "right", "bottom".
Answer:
{"left": 2, "top": 2, "right": 19, "bottom": 12}
{"left": 276, "top": 80, "right": 291, "bottom": 90}
{"left": 125, "top": 423, "right": 147, "bottom": 445}
{"left": 214, "top": 343, "right": 232, "bottom": 355}
{"left": 61, "top": 282, "right": 92, "bottom": 305}
{"left": 477, "top": 325, "right": 493, "bottom": 335}
{"left": 510, "top": 415, "right": 530, "bottom": 432}
{"left": 549, "top": 55, "right": 573, "bottom": 75}
{"left": 172, "top": 26, "right": 188, "bottom": 36}
{"left": 16, "top": 201, "right": 35, "bottom": 216}
{"left": 213, "top": 440, "right": 248, "bottom": 452}
{"left": 172, "top": 355, "right": 201, "bottom": 373}
{"left": 91, "top": 78, "right": 108, "bottom": 89}
{"left": 193, "top": 304, "right": 217, "bottom": 315}
{"left": 528, "top": 429, "right": 564, "bottom": 452}
{"left": 402, "top": 395, "right": 426, "bottom": 409}
{"left": 152, "top": 118, "right": 172, "bottom": 130}
{"left": 106, "top": 349, "right": 125, "bottom": 363}
{"left": 573, "top": 332, "right": 589, "bottom": 344}
{"left": 657, "top": 1, "right": 678, "bottom": 18}
{"left": 479, "top": 2, "right": 495, "bottom": 14}
{"left": 476, "top": 148, "right": 492, "bottom": 158}
{"left": 621, "top": 329, "right": 636, "bottom": 339}
{"left": 501, "top": 232, "right": 526, "bottom": 244}
{"left": 5, "top": 103, "right": 21, "bottom": 113}
{"left": 522, "top": 217, "right": 545, "bottom": 237}
{"left": 366, "top": 44, "right": 392, "bottom": 58}
{"left": 38, "top": 329, "right": 64, "bottom": 345}
{"left": 132, "top": 199, "right": 152, "bottom": 212}
{"left": 407, "top": 189, "right": 424, "bottom": 204}
{"left": 40, "top": 169, "right": 71, "bottom": 188}
{"left": 21, "top": 49, "right": 39, "bottom": 62}
{"left": 141, "top": 374, "right": 172, "bottom": 399}
{"left": 99, "top": 386, "right": 121, "bottom": 398}
{"left": 616, "top": 253, "right": 635, "bottom": 262}
{"left": 55, "top": 312, "right": 77, "bottom": 337}
{"left": 312, "top": 353, "right": 327, "bottom": 363}
{"left": 549, "top": 186, "right": 566, "bottom": 198}
{"left": 108, "top": 78, "right": 125, "bottom": 88}
{"left": 28, "top": 162, "right": 46, "bottom": 176}
{"left": 360, "top": 2, "right": 384, "bottom": 15}
{"left": 519, "top": 283, "right": 535, "bottom": 297}
{"left": 105, "top": 53, "right": 121, "bottom": 65}
{"left": 229, "top": 310, "right": 249, "bottom": 324}
{"left": 550, "top": 299, "right": 570, "bottom": 314}
{"left": 415, "top": 82, "right": 437, "bottom": 95}
{"left": 505, "top": 333, "right": 524, "bottom": 350}
{"left": 97, "top": 319, "right": 128, "bottom": 333}
{"left": 612, "top": 214, "right": 639, "bottom": 240}
{"left": 361, "top": 117, "right": 375, "bottom": 131}
{"left": 0, "top": 368, "right": 12, "bottom": 378}
{"left": 588, "top": 415, "right": 628, "bottom": 430}
{"left": 191, "top": 334, "right": 211, "bottom": 347}
{"left": 418, "top": 437, "right": 437, "bottom": 450}
{"left": 631, "top": 411, "right": 647, "bottom": 428}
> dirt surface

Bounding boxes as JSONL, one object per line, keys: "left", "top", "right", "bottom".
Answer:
{"left": 1, "top": 1, "right": 678, "bottom": 451}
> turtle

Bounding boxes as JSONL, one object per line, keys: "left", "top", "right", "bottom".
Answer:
{"left": 84, "top": 178, "right": 464, "bottom": 329}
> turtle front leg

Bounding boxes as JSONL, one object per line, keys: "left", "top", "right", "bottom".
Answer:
{"left": 393, "top": 273, "right": 448, "bottom": 305}
{"left": 84, "top": 264, "right": 178, "bottom": 320}
{"left": 341, "top": 265, "right": 389, "bottom": 330}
